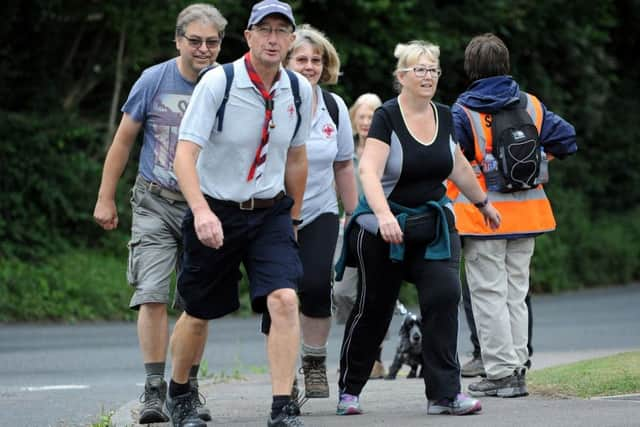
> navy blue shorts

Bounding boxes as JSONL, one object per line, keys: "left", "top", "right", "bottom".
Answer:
{"left": 178, "top": 195, "right": 303, "bottom": 320}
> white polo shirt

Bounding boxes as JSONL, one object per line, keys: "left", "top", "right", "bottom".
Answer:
{"left": 299, "top": 85, "right": 353, "bottom": 228}
{"left": 179, "top": 57, "right": 313, "bottom": 201}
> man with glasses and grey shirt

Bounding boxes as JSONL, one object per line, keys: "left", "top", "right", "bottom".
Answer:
{"left": 93, "top": 4, "right": 227, "bottom": 424}
{"left": 168, "top": 1, "right": 312, "bottom": 426}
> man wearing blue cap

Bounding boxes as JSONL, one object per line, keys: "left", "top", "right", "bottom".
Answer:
{"left": 166, "top": 1, "right": 312, "bottom": 426}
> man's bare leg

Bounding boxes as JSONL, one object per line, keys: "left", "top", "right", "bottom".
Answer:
{"left": 170, "top": 312, "right": 209, "bottom": 384}
{"left": 138, "top": 303, "right": 169, "bottom": 364}
{"left": 266, "top": 288, "right": 300, "bottom": 395}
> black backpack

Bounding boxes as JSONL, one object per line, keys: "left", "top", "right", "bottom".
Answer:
{"left": 491, "top": 93, "right": 541, "bottom": 192}
{"left": 320, "top": 88, "right": 339, "bottom": 129}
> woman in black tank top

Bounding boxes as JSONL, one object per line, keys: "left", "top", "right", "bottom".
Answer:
{"left": 336, "top": 40, "right": 499, "bottom": 418}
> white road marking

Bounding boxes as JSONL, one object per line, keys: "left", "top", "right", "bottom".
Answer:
{"left": 20, "top": 385, "right": 89, "bottom": 392}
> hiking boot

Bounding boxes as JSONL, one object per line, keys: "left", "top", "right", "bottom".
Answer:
{"left": 336, "top": 393, "right": 362, "bottom": 415}
{"left": 468, "top": 369, "right": 528, "bottom": 398}
{"left": 189, "top": 384, "right": 211, "bottom": 421}
{"left": 461, "top": 355, "right": 486, "bottom": 378}
{"left": 138, "top": 376, "right": 169, "bottom": 424}
{"left": 268, "top": 401, "right": 304, "bottom": 426}
{"left": 369, "top": 360, "right": 386, "bottom": 379}
{"left": 288, "top": 376, "right": 303, "bottom": 416}
{"left": 165, "top": 391, "right": 207, "bottom": 427}
{"left": 427, "top": 393, "right": 482, "bottom": 415}
{"left": 517, "top": 368, "right": 529, "bottom": 397}
{"left": 300, "top": 355, "right": 329, "bottom": 398}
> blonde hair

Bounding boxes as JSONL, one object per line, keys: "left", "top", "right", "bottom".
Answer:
{"left": 285, "top": 24, "right": 341, "bottom": 85}
{"left": 393, "top": 40, "right": 440, "bottom": 92}
{"left": 349, "top": 93, "right": 382, "bottom": 136}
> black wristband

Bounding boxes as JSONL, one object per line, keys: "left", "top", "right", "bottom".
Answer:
{"left": 292, "top": 218, "right": 303, "bottom": 226}
{"left": 474, "top": 197, "right": 489, "bottom": 209}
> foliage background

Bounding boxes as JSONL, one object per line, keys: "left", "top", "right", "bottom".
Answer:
{"left": 1, "top": 0, "right": 639, "bottom": 320}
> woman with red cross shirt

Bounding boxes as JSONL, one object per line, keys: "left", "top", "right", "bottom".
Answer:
{"left": 282, "top": 24, "right": 358, "bottom": 401}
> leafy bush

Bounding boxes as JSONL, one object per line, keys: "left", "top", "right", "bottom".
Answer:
{"left": 0, "top": 111, "right": 133, "bottom": 261}
{"left": 531, "top": 186, "right": 640, "bottom": 292}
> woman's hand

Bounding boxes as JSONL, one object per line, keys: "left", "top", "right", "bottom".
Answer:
{"left": 479, "top": 202, "right": 501, "bottom": 230}
{"left": 377, "top": 211, "right": 404, "bottom": 244}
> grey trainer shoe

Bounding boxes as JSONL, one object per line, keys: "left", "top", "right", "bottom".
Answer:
{"left": 461, "top": 355, "right": 486, "bottom": 377}
{"left": 138, "top": 376, "right": 169, "bottom": 424}
{"left": 468, "top": 369, "right": 528, "bottom": 398}
{"left": 300, "top": 355, "right": 329, "bottom": 398}
{"left": 427, "top": 393, "right": 482, "bottom": 415}
{"left": 268, "top": 401, "right": 304, "bottom": 426}
{"left": 165, "top": 391, "right": 206, "bottom": 427}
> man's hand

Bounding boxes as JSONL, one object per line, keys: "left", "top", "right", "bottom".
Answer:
{"left": 193, "top": 207, "right": 224, "bottom": 249}
{"left": 93, "top": 198, "right": 118, "bottom": 230}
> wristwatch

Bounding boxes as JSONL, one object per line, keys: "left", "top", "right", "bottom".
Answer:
{"left": 474, "top": 197, "right": 489, "bottom": 209}
{"left": 292, "top": 218, "right": 303, "bottom": 226}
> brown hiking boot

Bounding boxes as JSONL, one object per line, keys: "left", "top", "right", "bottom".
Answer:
{"left": 300, "top": 355, "right": 329, "bottom": 398}
{"left": 369, "top": 360, "right": 386, "bottom": 379}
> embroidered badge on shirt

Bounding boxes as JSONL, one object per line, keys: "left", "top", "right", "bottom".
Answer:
{"left": 287, "top": 104, "right": 295, "bottom": 118}
{"left": 322, "top": 123, "right": 335, "bottom": 139}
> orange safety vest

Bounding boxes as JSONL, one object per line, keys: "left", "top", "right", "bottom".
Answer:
{"left": 447, "top": 93, "right": 556, "bottom": 237}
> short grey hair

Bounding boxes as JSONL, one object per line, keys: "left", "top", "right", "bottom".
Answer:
{"left": 175, "top": 4, "right": 228, "bottom": 38}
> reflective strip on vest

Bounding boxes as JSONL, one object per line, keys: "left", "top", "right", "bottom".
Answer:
{"left": 448, "top": 93, "right": 556, "bottom": 237}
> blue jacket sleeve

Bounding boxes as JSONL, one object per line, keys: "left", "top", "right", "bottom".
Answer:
{"left": 539, "top": 103, "right": 577, "bottom": 159}
{"left": 451, "top": 103, "right": 475, "bottom": 162}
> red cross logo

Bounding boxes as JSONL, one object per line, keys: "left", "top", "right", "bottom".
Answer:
{"left": 322, "top": 123, "right": 335, "bottom": 138}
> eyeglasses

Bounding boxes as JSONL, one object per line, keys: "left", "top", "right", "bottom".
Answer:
{"left": 253, "top": 25, "right": 292, "bottom": 38}
{"left": 398, "top": 66, "right": 442, "bottom": 78}
{"left": 292, "top": 55, "right": 323, "bottom": 67}
{"left": 183, "top": 35, "right": 221, "bottom": 49}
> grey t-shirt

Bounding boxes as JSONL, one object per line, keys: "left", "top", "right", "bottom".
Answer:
{"left": 122, "top": 58, "right": 195, "bottom": 191}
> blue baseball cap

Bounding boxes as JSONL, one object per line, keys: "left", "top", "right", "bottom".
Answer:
{"left": 247, "top": 0, "right": 296, "bottom": 29}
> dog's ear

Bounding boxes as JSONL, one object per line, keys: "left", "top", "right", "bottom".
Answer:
{"left": 401, "top": 314, "right": 412, "bottom": 331}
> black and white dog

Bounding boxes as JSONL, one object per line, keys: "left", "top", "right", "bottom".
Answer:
{"left": 386, "top": 312, "right": 423, "bottom": 379}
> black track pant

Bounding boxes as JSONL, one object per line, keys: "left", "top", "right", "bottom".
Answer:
{"left": 338, "top": 223, "right": 462, "bottom": 400}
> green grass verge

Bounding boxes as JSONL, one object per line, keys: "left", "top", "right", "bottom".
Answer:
{"left": 528, "top": 351, "right": 640, "bottom": 398}
{"left": 0, "top": 249, "right": 135, "bottom": 322}
{"left": 0, "top": 246, "right": 258, "bottom": 322}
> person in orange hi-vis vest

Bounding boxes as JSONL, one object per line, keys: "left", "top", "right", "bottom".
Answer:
{"left": 448, "top": 33, "right": 577, "bottom": 399}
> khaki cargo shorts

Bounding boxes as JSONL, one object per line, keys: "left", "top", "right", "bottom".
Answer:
{"left": 127, "top": 176, "right": 188, "bottom": 309}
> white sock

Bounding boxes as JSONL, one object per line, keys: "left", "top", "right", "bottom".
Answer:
{"left": 302, "top": 343, "right": 327, "bottom": 358}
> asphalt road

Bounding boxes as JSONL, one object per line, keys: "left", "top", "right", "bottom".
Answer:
{"left": 0, "top": 283, "right": 638, "bottom": 427}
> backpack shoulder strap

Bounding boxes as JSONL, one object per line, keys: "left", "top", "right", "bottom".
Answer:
{"left": 523, "top": 92, "right": 543, "bottom": 133}
{"left": 321, "top": 88, "right": 339, "bottom": 129}
{"left": 456, "top": 102, "right": 490, "bottom": 160}
{"left": 196, "top": 64, "right": 216, "bottom": 84}
{"left": 285, "top": 69, "right": 302, "bottom": 138}
{"left": 214, "top": 63, "right": 234, "bottom": 132}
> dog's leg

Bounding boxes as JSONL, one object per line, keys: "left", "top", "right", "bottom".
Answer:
{"left": 407, "top": 364, "right": 417, "bottom": 378}
{"left": 386, "top": 352, "right": 403, "bottom": 380}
